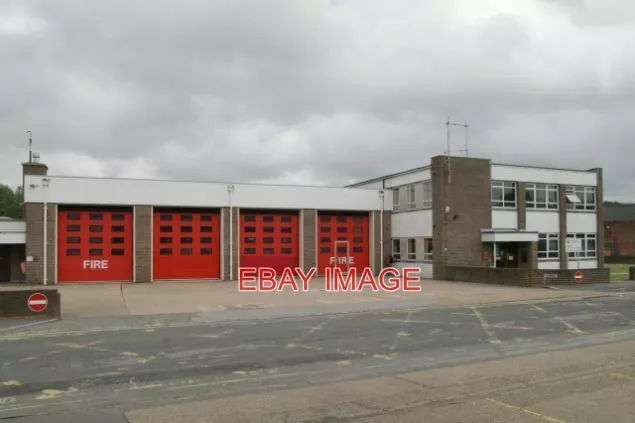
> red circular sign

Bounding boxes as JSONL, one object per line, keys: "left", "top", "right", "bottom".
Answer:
{"left": 27, "top": 292, "right": 48, "bottom": 312}
{"left": 574, "top": 271, "right": 583, "bottom": 283}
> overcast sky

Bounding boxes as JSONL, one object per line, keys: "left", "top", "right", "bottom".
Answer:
{"left": 1, "top": 0, "right": 634, "bottom": 199}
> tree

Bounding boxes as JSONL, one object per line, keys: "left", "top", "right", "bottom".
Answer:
{"left": 0, "top": 184, "right": 22, "bottom": 218}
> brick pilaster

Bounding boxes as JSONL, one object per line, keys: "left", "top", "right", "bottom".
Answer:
{"left": 517, "top": 182, "right": 526, "bottom": 230}
{"left": 431, "top": 155, "right": 492, "bottom": 278}
{"left": 222, "top": 206, "right": 239, "bottom": 280}
{"left": 134, "top": 206, "right": 152, "bottom": 282}
{"left": 301, "top": 209, "right": 316, "bottom": 272}
{"left": 24, "top": 202, "right": 56, "bottom": 284}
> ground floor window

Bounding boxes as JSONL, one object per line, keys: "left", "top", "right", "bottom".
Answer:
{"left": 392, "top": 239, "right": 401, "bottom": 260}
{"left": 423, "top": 238, "right": 433, "bottom": 261}
{"left": 407, "top": 238, "right": 416, "bottom": 260}
{"left": 567, "top": 233, "right": 596, "bottom": 258}
{"left": 538, "top": 233, "right": 559, "bottom": 259}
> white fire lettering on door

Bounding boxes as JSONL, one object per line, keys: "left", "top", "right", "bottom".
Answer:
{"left": 329, "top": 256, "right": 355, "bottom": 265}
{"left": 82, "top": 260, "right": 109, "bottom": 270}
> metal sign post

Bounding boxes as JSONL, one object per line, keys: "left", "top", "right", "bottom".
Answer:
{"left": 566, "top": 238, "right": 582, "bottom": 269}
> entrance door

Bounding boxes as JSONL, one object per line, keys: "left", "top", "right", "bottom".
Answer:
{"left": 496, "top": 243, "right": 519, "bottom": 268}
{"left": 0, "top": 246, "right": 10, "bottom": 281}
{"left": 332, "top": 240, "right": 351, "bottom": 273}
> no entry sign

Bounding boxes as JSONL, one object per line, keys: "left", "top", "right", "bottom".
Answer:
{"left": 27, "top": 292, "right": 48, "bottom": 312}
{"left": 574, "top": 271, "right": 584, "bottom": 284}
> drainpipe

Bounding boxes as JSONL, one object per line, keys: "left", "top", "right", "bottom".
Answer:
{"left": 42, "top": 178, "right": 50, "bottom": 285}
{"left": 227, "top": 184, "right": 235, "bottom": 280}
{"left": 379, "top": 190, "right": 385, "bottom": 271}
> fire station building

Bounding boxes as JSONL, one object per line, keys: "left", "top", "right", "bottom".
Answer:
{"left": 4, "top": 154, "right": 609, "bottom": 286}
{"left": 19, "top": 161, "right": 391, "bottom": 284}
{"left": 349, "top": 155, "right": 607, "bottom": 284}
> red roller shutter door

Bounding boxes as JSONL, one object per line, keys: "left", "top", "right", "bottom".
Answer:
{"left": 58, "top": 208, "right": 133, "bottom": 283}
{"left": 317, "top": 212, "right": 369, "bottom": 275}
{"left": 240, "top": 211, "right": 299, "bottom": 274}
{"left": 153, "top": 210, "right": 221, "bottom": 280}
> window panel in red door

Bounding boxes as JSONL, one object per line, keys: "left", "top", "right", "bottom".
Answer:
{"left": 239, "top": 212, "right": 298, "bottom": 274}
{"left": 58, "top": 209, "right": 133, "bottom": 282}
{"left": 152, "top": 211, "right": 220, "bottom": 280}
{"left": 317, "top": 213, "right": 369, "bottom": 275}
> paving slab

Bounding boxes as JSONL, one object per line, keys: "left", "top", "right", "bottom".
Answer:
{"left": 125, "top": 340, "right": 635, "bottom": 423}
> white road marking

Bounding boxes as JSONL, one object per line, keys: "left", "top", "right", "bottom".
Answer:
{"left": 2, "top": 380, "right": 21, "bottom": 386}
{"left": 0, "top": 318, "right": 59, "bottom": 333}
{"left": 471, "top": 306, "right": 501, "bottom": 345}
{"left": 529, "top": 304, "right": 548, "bottom": 313}
{"left": 306, "top": 318, "right": 333, "bottom": 335}
{"left": 285, "top": 343, "right": 323, "bottom": 351}
{"left": 130, "top": 383, "right": 163, "bottom": 390}
{"left": 554, "top": 317, "right": 585, "bottom": 334}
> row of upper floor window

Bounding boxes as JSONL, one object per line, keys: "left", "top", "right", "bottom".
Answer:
{"left": 492, "top": 181, "right": 597, "bottom": 211}
{"left": 392, "top": 180, "right": 432, "bottom": 211}
{"left": 390, "top": 180, "right": 597, "bottom": 212}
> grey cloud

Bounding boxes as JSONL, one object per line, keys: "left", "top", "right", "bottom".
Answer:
{"left": 1, "top": 0, "right": 634, "bottom": 200}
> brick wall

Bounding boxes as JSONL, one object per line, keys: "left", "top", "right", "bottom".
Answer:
{"left": 24, "top": 203, "right": 56, "bottom": 284}
{"left": 134, "top": 206, "right": 152, "bottom": 282}
{"left": 605, "top": 220, "right": 635, "bottom": 258}
{"left": 431, "top": 155, "right": 492, "bottom": 279}
{"left": 517, "top": 182, "right": 526, "bottom": 230}
{"left": 222, "top": 207, "right": 239, "bottom": 280}
{"left": 443, "top": 266, "right": 609, "bottom": 286}
{"left": 301, "top": 209, "right": 316, "bottom": 272}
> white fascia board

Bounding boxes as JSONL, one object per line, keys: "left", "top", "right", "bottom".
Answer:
{"left": 481, "top": 231, "right": 539, "bottom": 243}
{"left": 24, "top": 175, "right": 389, "bottom": 211}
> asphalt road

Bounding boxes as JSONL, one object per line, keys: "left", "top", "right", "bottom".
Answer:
{"left": 2, "top": 293, "right": 635, "bottom": 422}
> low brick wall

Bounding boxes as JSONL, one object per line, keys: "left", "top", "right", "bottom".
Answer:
{"left": 442, "top": 266, "right": 610, "bottom": 287}
{"left": 0, "top": 289, "right": 61, "bottom": 319}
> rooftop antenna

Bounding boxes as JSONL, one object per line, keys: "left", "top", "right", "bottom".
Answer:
{"left": 26, "top": 130, "right": 33, "bottom": 163}
{"left": 447, "top": 119, "right": 469, "bottom": 157}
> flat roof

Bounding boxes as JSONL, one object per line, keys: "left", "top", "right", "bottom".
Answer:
{"left": 345, "top": 165, "right": 431, "bottom": 187}
{"left": 346, "top": 155, "right": 600, "bottom": 187}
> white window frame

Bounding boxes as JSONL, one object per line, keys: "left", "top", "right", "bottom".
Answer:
{"left": 393, "top": 187, "right": 400, "bottom": 211}
{"left": 567, "top": 233, "right": 597, "bottom": 258}
{"left": 407, "top": 238, "right": 416, "bottom": 260}
{"left": 407, "top": 184, "right": 416, "bottom": 209}
{"left": 423, "top": 238, "right": 433, "bottom": 261}
{"left": 422, "top": 180, "right": 432, "bottom": 209}
{"left": 565, "top": 186, "right": 596, "bottom": 211}
{"left": 538, "top": 233, "right": 559, "bottom": 259}
{"left": 491, "top": 181, "right": 516, "bottom": 208}
{"left": 525, "top": 183, "right": 558, "bottom": 210}
{"left": 392, "top": 239, "right": 401, "bottom": 260}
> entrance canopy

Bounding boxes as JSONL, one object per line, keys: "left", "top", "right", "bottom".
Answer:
{"left": 481, "top": 228, "right": 539, "bottom": 243}
{"left": 0, "top": 218, "right": 25, "bottom": 245}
